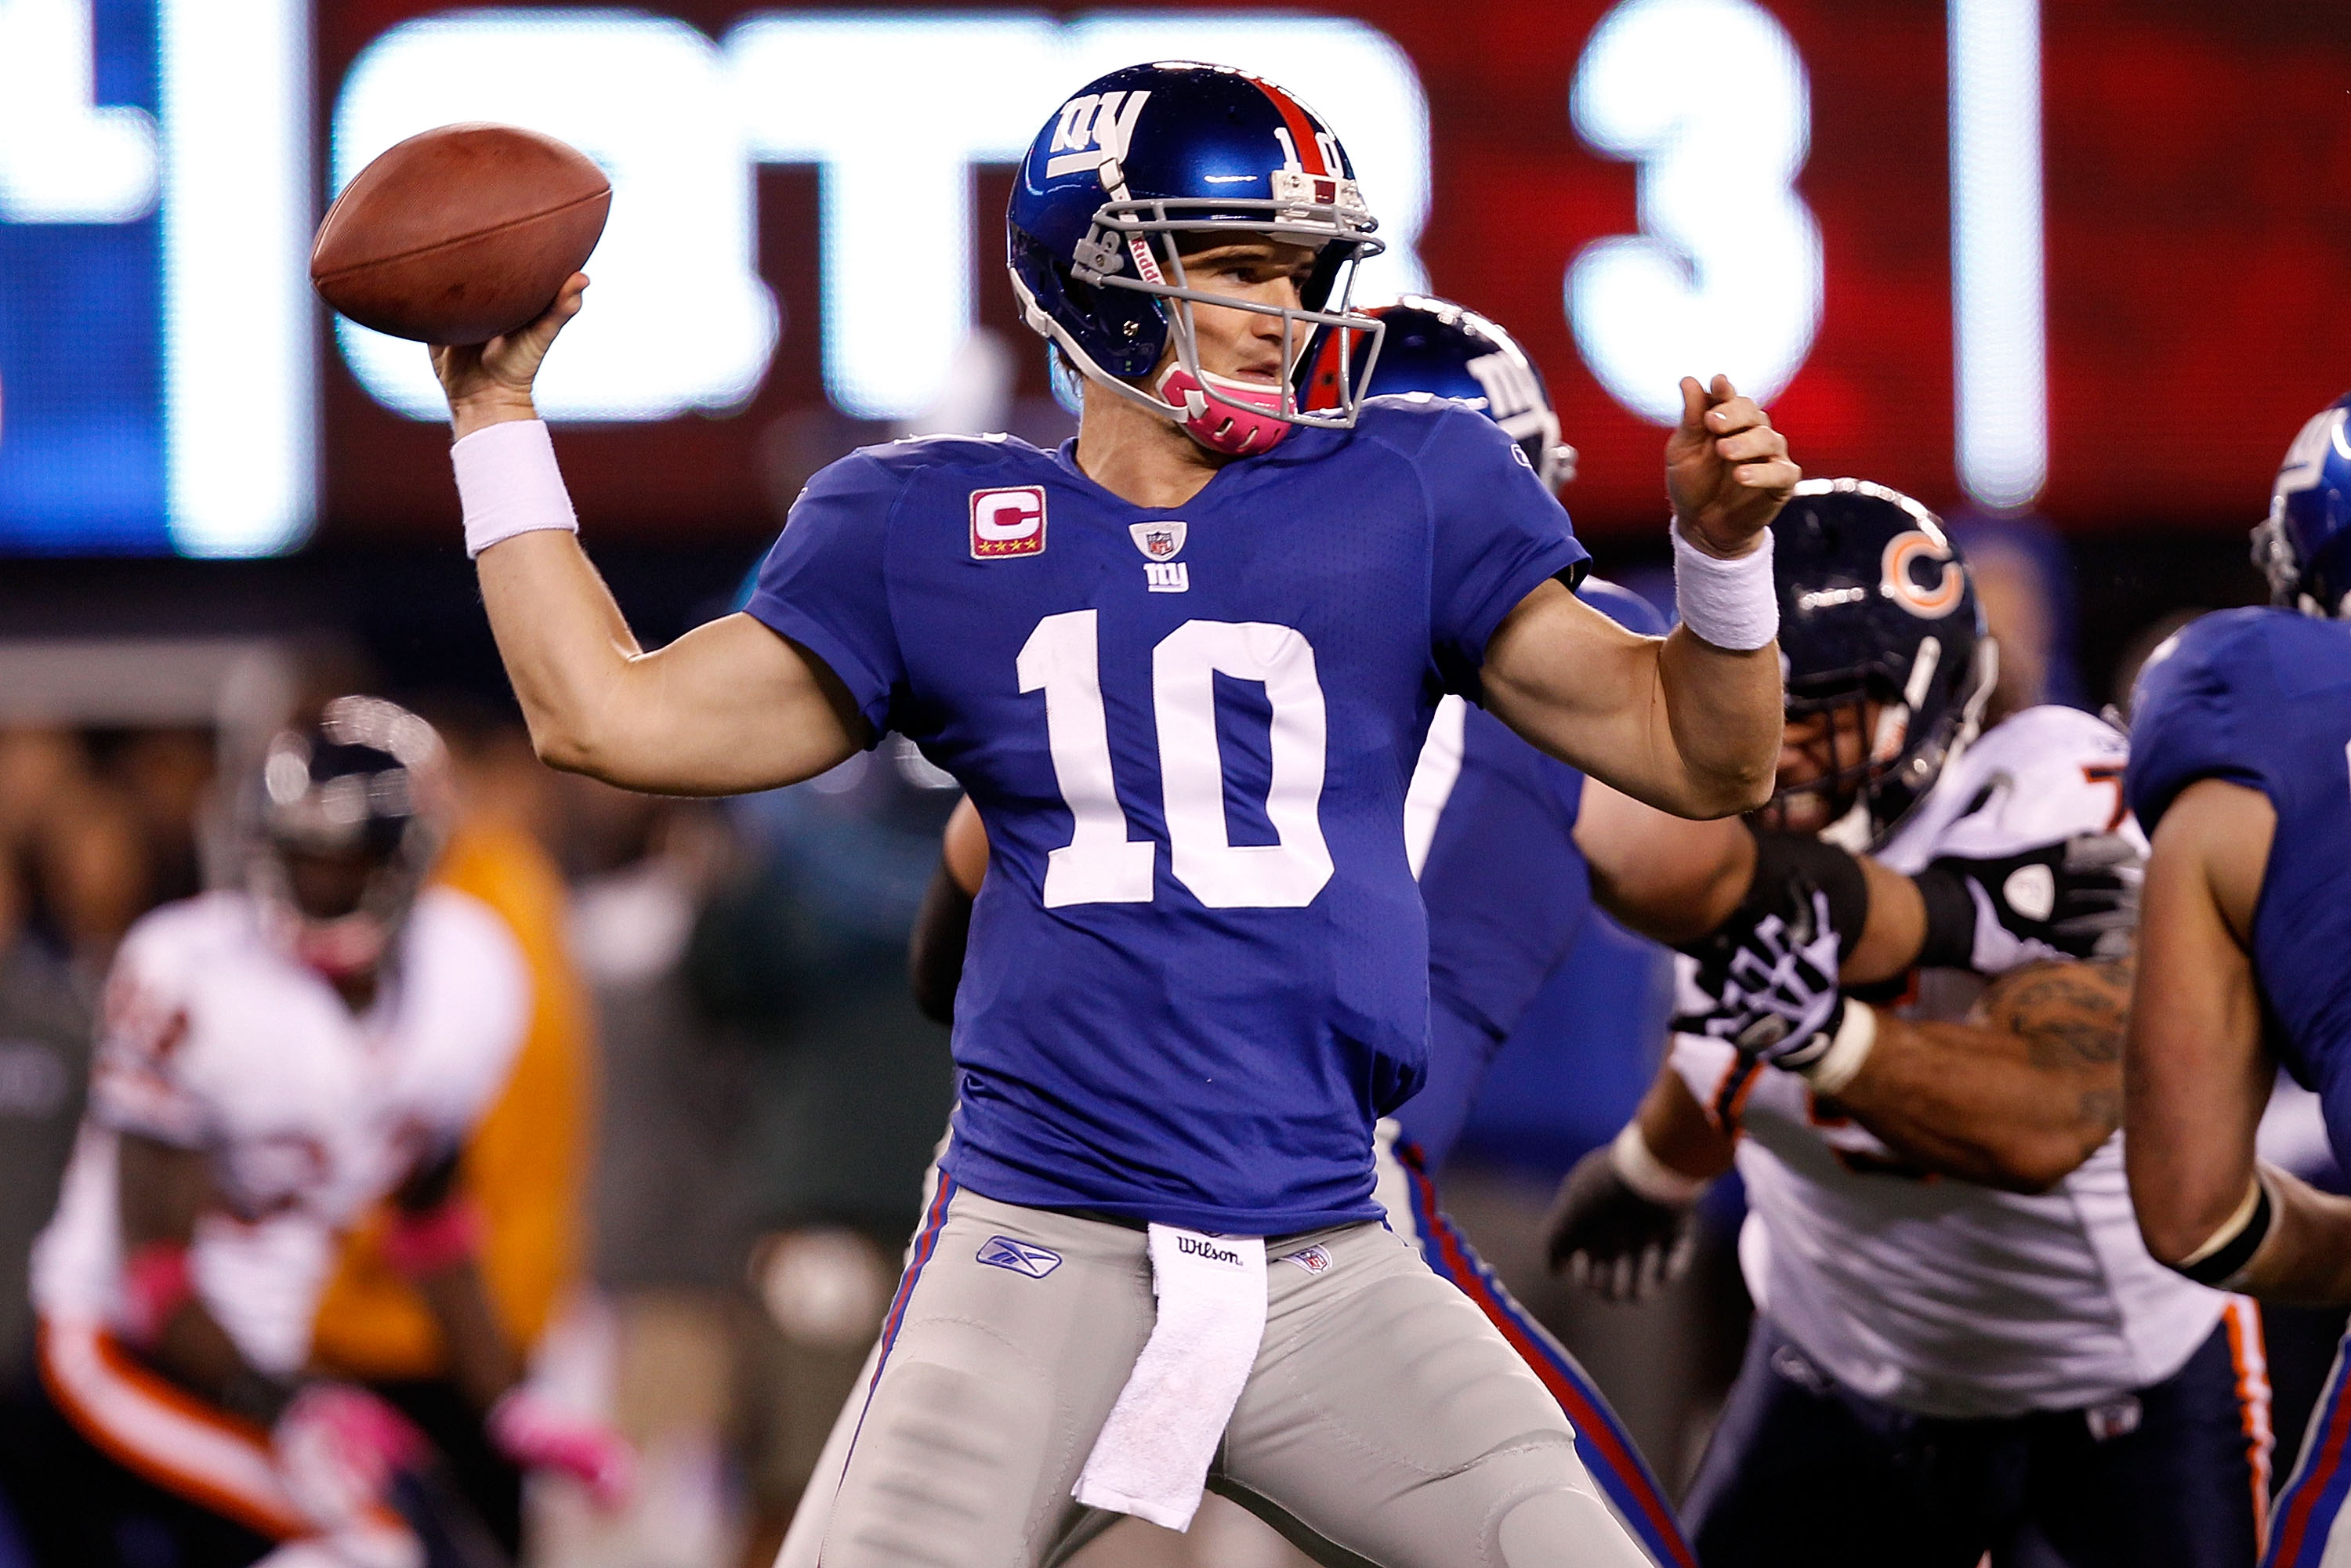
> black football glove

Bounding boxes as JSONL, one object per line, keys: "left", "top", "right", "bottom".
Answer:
{"left": 1673, "top": 885, "right": 1846, "bottom": 1070}
{"left": 1545, "top": 1144, "right": 1697, "bottom": 1302}
{"left": 1916, "top": 831, "right": 2142, "bottom": 969}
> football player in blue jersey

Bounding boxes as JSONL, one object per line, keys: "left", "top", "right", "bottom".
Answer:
{"left": 866, "top": 295, "right": 1702, "bottom": 1568}
{"left": 426, "top": 60, "right": 1799, "bottom": 1567}
{"left": 2124, "top": 393, "right": 2351, "bottom": 1568}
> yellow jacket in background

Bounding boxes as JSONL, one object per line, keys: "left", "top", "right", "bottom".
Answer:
{"left": 309, "top": 817, "right": 595, "bottom": 1377}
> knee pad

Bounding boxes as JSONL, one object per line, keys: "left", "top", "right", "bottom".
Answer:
{"left": 825, "top": 1347, "right": 1067, "bottom": 1568}
{"left": 1495, "top": 1484, "right": 1654, "bottom": 1568}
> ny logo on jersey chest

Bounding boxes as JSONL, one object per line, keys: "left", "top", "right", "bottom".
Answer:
{"left": 1129, "top": 520, "right": 1189, "bottom": 592}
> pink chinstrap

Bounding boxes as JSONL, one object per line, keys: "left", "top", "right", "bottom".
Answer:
{"left": 1156, "top": 364, "right": 1293, "bottom": 456}
{"left": 291, "top": 914, "right": 389, "bottom": 981}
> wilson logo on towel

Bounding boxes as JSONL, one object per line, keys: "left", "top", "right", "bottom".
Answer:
{"left": 1175, "top": 1235, "right": 1243, "bottom": 1267}
{"left": 976, "top": 1235, "right": 1063, "bottom": 1278}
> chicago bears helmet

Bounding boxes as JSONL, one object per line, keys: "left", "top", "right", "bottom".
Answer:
{"left": 1007, "top": 61, "right": 1385, "bottom": 455}
{"left": 245, "top": 695, "right": 452, "bottom": 980}
{"left": 1301, "top": 295, "right": 1576, "bottom": 487}
{"left": 2253, "top": 392, "right": 2351, "bottom": 619}
{"left": 1764, "top": 479, "right": 1995, "bottom": 849}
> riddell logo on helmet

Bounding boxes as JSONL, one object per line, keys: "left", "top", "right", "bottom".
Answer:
{"left": 970, "top": 487, "right": 1046, "bottom": 559}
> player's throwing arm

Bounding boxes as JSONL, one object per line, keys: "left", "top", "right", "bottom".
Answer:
{"left": 431, "top": 287, "right": 866, "bottom": 795}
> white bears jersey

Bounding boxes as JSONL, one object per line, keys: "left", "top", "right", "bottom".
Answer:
{"left": 31, "top": 889, "right": 528, "bottom": 1376}
{"left": 1672, "top": 705, "right": 2224, "bottom": 1418}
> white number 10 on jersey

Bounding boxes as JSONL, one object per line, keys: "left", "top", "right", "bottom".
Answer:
{"left": 1017, "top": 610, "right": 1334, "bottom": 910}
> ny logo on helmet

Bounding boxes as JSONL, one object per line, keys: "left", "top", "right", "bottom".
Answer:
{"left": 1465, "top": 351, "right": 1543, "bottom": 422}
{"left": 1046, "top": 90, "right": 1151, "bottom": 179}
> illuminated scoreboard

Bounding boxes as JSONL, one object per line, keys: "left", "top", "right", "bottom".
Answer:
{"left": 1, "top": 0, "right": 2345, "bottom": 555}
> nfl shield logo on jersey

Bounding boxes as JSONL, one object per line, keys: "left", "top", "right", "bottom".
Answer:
{"left": 970, "top": 487, "right": 1047, "bottom": 559}
{"left": 976, "top": 1234, "right": 1063, "bottom": 1279}
{"left": 1128, "top": 520, "right": 1187, "bottom": 560}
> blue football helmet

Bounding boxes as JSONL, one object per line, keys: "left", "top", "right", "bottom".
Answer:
{"left": 1302, "top": 295, "right": 1577, "bottom": 487}
{"left": 1007, "top": 61, "right": 1386, "bottom": 451}
{"left": 1762, "top": 479, "right": 1994, "bottom": 849}
{"left": 2253, "top": 392, "right": 2351, "bottom": 619}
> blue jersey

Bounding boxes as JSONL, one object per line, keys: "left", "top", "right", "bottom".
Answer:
{"left": 2128, "top": 607, "right": 2351, "bottom": 1158}
{"left": 1401, "top": 580, "right": 1665, "bottom": 1166}
{"left": 748, "top": 399, "right": 1586, "bottom": 1233}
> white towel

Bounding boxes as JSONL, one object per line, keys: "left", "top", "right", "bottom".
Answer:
{"left": 1073, "top": 1225, "right": 1267, "bottom": 1531}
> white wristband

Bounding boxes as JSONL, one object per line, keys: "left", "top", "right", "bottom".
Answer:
{"left": 452, "top": 418, "right": 579, "bottom": 559}
{"left": 1610, "top": 1121, "right": 1709, "bottom": 1208}
{"left": 1797, "top": 1002, "right": 1878, "bottom": 1097}
{"left": 1671, "top": 523, "right": 1778, "bottom": 650}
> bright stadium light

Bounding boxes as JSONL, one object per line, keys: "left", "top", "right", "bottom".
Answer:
{"left": 727, "top": 9, "right": 1431, "bottom": 422}
{"left": 1949, "top": 0, "right": 2047, "bottom": 512}
{"left": 0, "top": 0, "right": 160, "bottom": 223}
{"left": 330, "top": 9, "right": 779, "bottom": 423}
{"left": 1564, "top": 0, "right": 1820, "bottom": 425}
{"left": 160, "top": 0, "right": 315, "bottom": 556}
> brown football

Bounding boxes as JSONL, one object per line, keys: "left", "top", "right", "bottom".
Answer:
{"left": 311, "top": 122, "right": 610, "bottom": 346}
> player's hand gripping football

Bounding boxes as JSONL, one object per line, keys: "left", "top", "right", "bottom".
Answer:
{"left": 1665, "top": 374, "right": 1802, "bottom": 556}
{"left": 432, "top": 272, "right": 589, "bottom": 437}
{"left": 1545, "top": 1144, "right": 1698, "bottom": 1302}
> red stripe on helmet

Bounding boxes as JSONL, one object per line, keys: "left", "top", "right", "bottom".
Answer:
{"left": 1250, "top": 76, "right": 1330, "bottom": 176}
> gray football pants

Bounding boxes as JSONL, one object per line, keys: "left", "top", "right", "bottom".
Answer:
{"left": 797, "top": 1180, "right": 1647, "bottom": 1567}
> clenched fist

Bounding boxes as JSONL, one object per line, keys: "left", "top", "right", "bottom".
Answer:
{"left": 1666, "top": 374, "right": 1801, "bottom": 557}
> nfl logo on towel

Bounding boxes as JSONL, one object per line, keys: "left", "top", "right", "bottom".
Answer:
{"left": 1129, "top": 520, "right": 1189, "bottom": 593}
{"left": 970, "top": 487, "right": 1047, "bottom": 559}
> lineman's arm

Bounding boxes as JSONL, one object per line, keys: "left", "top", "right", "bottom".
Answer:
{"left": 386, "top": 1152, "right": 520, "bottom": 1414}
{"left": 1572, "top": 779, "right": 1926, "bottom": 978}
{"left": 1544, "top": 1066, "right": 1733, "bottom": 1298}
{"left": 2127, "top": 780, "right": 2351, "bottom": 1303}
{"left": 116, "top": 1134, "right": 295, "bottom": 1424}
{"left": 1483, "top": 378, "right": 1795, "bottom": 820}
{"left": 909, "top": 797, "right": 988, "bottom": 1024}
{"left": 436, "top": 279, "right": 866, "bottom": 795}
{"left": 1827, "top": 958, "right": 2128, "bottom": 1195}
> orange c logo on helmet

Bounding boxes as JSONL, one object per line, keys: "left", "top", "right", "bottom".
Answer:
{"left": 1881, "top": 531, "right": 1965, "bottom": 619}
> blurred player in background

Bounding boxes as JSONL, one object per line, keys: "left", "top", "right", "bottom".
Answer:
{"left": 428, "top": 56, "right": 1798, "bottom": 1566}
{"left": 307, "top": 701, "right": 600, "bottom": 1557}
{"left": 2124, "top": 395, "right": 2351, "bottom": 1568}
{"left": 6, "top": 698, "right": 626, "bottom": 1568}
{"left": 799, "top": 296, "right": 1697, "bottom": 1568}
{"left": 1550, "top": 486, "right": 2268, "bottom": 1566}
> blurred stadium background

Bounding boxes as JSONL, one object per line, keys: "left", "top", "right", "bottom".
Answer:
{"left": 1, "top": 2, "right": 2343, "bottom": 1563}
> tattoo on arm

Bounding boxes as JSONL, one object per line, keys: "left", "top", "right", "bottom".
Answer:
{"left": 1979, "top": 954, "right": 2135, "bottom": 1072}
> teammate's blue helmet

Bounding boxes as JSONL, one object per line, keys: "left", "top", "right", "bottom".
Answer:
{"left": 1302, "top": 295, "right": 1576, "bottom": 488}
{"left": 2253, "top": 392, "right": 2351, "bottom": 620}
{"left": 1007, "top": 61, "right": 1386, "bottom": 452}
{"left": 1765, "top": 479, "right": 1994, "bottom": 849}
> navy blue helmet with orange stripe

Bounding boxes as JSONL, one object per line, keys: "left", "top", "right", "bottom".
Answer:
{"left": 1007, "top": 61, "right": 1386, "bottom": 451}
{"left": 1763, "top": 479, "right": 1994, "bottom": 849}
